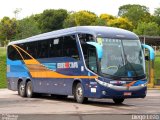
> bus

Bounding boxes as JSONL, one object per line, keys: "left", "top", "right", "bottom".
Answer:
{"left": 7, "top": 26, "right": 154, "bottom": 104}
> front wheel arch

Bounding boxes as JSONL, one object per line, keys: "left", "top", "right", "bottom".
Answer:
{"left": 72, "top": 80, "right": 81, "bottom": 95}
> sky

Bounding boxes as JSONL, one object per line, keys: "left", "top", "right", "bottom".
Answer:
{"left": 0, "top": 0, "right": 160, "bottom": 19}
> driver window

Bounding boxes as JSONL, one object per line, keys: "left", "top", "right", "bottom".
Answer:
{"left": 88, "top": 47, "right": 98, "bottom": 73}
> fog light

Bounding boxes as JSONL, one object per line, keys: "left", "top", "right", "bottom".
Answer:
{"left": 102, "top": 91, "right": 106, "bottom": 95}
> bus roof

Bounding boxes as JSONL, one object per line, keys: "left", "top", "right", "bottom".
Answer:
{"left": 9, "top": 26, "right": 139, "bottom": 45}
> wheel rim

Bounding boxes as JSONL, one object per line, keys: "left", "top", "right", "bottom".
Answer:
{"left": 19, "top": 84, "right": 24, "bottom": 95}
{"left": 27, "top": 83, "right": 32, "bottom": 96}
{"left": 76, "top": 86, "right": 83, "bottom": 100}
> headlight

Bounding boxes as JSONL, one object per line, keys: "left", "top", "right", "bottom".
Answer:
{"left": 140, "top": 83, "right": 147, "bottom": 87}
{"left": 95, "top": 78, "right": 113, "bottom": 87}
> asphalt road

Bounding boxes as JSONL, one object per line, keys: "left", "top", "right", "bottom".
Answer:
{"left": 0, "top": 89, "right": 160, "bottom": 120}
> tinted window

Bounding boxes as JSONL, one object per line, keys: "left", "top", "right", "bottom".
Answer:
{"left": 8, "top": 45, "right": 21, "bottom": 60}
{"left": 26, "top": 42, "right": 38, "bottom": 59}
{"left": 16, "top": 42, "right": 38, "bottom": 59}
{"left": 63, "top": 35, "right": 79, "bottom": 60}
{"left": 88, "top": 47, "right": 98, "bottom": 73}
{"left": 37, "top": 40, "right": 49, "bottom": 58}
{"left": 17, "top": 43, "right": 27, "bottom": 59}
{"left": 78, "top": 34, "right": 95, "bottom": 43}
{"left": 8, "top": 35, "right": 79, "bottom": 60}
{"left": 48, "top": 37, "right": 63, "bottom": 58}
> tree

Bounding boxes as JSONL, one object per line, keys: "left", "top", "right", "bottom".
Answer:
{"left": 94, "top": 18, "right": 106, "bottom": 26}
{"left": 13, "top": 8, "right": 22, "bottom": 19}
{"left": 99, "top": 14, "right": 115, "bottom": 24}
{"left": 63, "top": 12, "right": 77, "bottom": 28}
{"left": 154, "top": 8, "right": 160, "bottom": 17}
{"left": 38, "top": 9, "right": 68, "bottom": 32}
{"left": 133, "top": 22, "right": 160, "bottom": 36}
{"left": 16, "top": 15, "right": 41, "bottom": 39}
{"left": 0, "top": 17, "right": 17, "bottom": 46}
{"left": 152, "top": 8, "right": 160, "bottom": 26}
{"left": 107, "top": 17, "right": 133, "bottom": 30}
{"left": 63, "top": 10, "right": 97, "bottom": 28}
{"left": 118, "top": 4, "right": 151, "bottom": 27}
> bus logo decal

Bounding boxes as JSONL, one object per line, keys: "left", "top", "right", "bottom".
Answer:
{"left": 57, "top": 62, "right": 78, "bottom": 69}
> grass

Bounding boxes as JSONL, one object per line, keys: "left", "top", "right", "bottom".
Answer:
{"left": 154, "top": 54, "right": 160, "bottom": 84}
{"left": 145, "top": 51, "right": 160, "bottom": 84}
{"left": 0, "top": 47, "right": 7, "bottom": 57}
{"left": 0, "top": 47, "right": 7, "bottom": 88}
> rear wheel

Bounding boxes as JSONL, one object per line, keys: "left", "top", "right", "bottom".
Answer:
{"left": 74, "top": 83, "right": 88, "bottom": 103}
{"left": 18, "top": 81, "right": 26, "bottom": 97}
{"left": 26, "top": 81, "right": 34, "bottom": 98}
{"left": 113, "top": 98, "right": 124, "bottom": 104}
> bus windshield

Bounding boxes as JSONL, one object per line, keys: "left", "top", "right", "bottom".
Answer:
{"left": 99, "top": 38, "right": 145, "bottom": 77}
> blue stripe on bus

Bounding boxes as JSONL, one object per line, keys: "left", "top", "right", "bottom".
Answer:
{"left": 7, "top": 72, "right": 30, "bottom": 77}
{"left": 10, "top": 65, "right": 28, "bottom": 72}
{"left": 42, "top": 63, "right": 57, "bottom": 71}
{"left": 7, "top": 59, "right": 23, "bottom": 65}
{"left": 133, "top": 80, "right": 147, "bottom": 86}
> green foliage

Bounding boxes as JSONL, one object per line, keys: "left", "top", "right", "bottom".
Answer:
{"left": 16, "top": 16, "right": 41, "bottom": 39}
{"left": 118, "top": 4, "right": 151, "bottom": 27}
{"left": 99, "top": 14, "right": 115, "bottom": 24}
{"left": 152, "top": 8, "right": 160, "bottom": 26}
{"left": 63, "top": 10, "right": 97, "bottom": 28}
{"left": 133, "top": 22, "right": 160, "bottom": 36}
{"left": 0, "top": 7, "right": 160, "bottom": 43}
{"left": 154, "top": 8, "right": 160, "bottom": 17}
{"left": 39, "top": 9, "right": 68, "bottom": 32}
{"left": 0, "top": 47, "right": 7, "bottom": 88}
{"left": 0, "top": 17, "right": 17, "bottom": 45}
{"left": 94, "top": 18, "right": 107, "bottom": 26}
{"left": 63, "top": 12, "right": 77, "bottom": 28}
{"left": 107, "top": 17, "right": 133, "bottom": 30}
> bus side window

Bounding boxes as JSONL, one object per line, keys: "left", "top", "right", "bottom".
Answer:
{"left": 63, "top": 35, "right": 79, "bottom": 60}
{"left": 8, "top": 45, "right": 22, "bottom": 60}
{"left": 48, "top": 37, "right": 63, "bottom": 58}
{"left": 37, "top": 40, "right": 49, "bottom": 58}
{"left": 25, "top": 42, "right": 38, "bottom": 59}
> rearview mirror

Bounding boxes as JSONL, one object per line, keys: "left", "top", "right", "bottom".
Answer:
{"left": 142, "top": 44, "right": 155, "bottom": 61}
{"left": 86, "top": 42, "right": 103, "bottom": 59}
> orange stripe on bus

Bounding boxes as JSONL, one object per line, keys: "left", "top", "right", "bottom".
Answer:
{"left": 30, "top": 71, "right": 97, "bottom": 79}
{"left": 125, "top": 81, "right": 136, "bottom": 87}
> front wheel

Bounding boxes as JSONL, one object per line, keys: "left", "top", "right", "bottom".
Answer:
{"left": 26, "top": 81, "right": 34, "bottom": 98}
{"left": 113, "top": 98, "right": 124, "bottom": 104}
{"left": 74, "top": 83, "right": 88, "bottom": 104}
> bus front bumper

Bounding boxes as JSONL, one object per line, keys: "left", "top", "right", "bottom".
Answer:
{"left": 94, "top": 78, "right": 147, "bottom": 99}
{"left": 98, "top": 85, "right": 147, "bottom": 99}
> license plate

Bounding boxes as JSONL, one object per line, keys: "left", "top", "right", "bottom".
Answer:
{"left": 124, "top": 92, "right": 132, "bottom": 96}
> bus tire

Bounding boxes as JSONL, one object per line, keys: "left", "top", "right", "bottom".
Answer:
{"left": 18, "top": 81, "right": 26, "bottom": 97}
{"left": 74, "top": 83, "right": 88, "bottom": 104}
{"left": 26, "top": 81, "right": 34, "bottom": 98}
{"left": 113, "top": 98, "right": 124, "bottom": 104}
